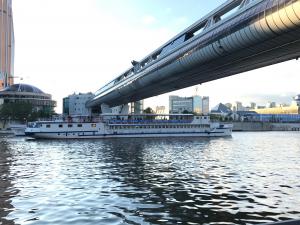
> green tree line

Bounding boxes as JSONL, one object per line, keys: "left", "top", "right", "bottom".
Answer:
{"left": 0, "top": 102, "right": 54, "bottom": 126}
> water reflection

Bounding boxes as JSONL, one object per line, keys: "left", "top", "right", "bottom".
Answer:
{"left": 0, "top": 137, "right": 17, "bottom": 225}
{"left": 0, "top": 133, "right": 300, "bottom": 225}
{"left": 97, "top": 137, "right": 298, "bottom": 225}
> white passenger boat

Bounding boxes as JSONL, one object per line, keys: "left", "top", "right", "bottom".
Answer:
{"left": 24, "top": 114, "right": 232, "bottom": 139}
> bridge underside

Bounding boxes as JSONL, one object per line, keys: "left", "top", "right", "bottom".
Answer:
{"left": 87, "top": 0, "right": 300, "bottom": 109}
{"left": 118, "top": 38, "right": 300, "bottom": 106}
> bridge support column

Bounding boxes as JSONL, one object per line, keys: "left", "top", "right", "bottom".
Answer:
{"left": 100, "top": 103, "right": 111, "bottom": 114}
{"left": 111, "top": 104, "right": 129, "bottom": 114}
{"left": 101, "top": 103, "right": 130, "bottom": 114}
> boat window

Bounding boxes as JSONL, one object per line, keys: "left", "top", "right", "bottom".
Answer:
{"left": 58, "top": 124, "right": 63, "bottom": 128}
{"left": 91, "top": 124, "right": 96, "bottom": 128}
{"left": 46, "top": 124, "right": 51, "bottom": 128}
{"left": 77, "top": 124, "right": 82, "bottom": 127}
{"left": 68, "top": 124, "right": 73, "bottom": 128}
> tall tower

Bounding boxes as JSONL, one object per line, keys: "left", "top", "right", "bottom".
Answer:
{"left": 0, "top": 0, "right": 14, "bottom": 89}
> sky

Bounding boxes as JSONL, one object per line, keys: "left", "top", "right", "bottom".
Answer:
{"left": 13, "top": 0, "right": 300, "bottom": 113}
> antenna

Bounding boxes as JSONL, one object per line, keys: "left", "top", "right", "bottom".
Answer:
{"left": 194, "top": 85, "right": 200, "bottom": 96}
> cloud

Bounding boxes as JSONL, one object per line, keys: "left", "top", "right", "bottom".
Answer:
{"left": 165, "top": 8, "right": 172, "bottom": 14}
{"left": 142, "top": 15, "right": 157, "bottom": 25}
{"left": 13, "top": 0, "right": 174, "bottom": 112}
{"left": 174, "top": 16, "right": 189, "bottom": 26}
{"left": 13, "top": 0, "right": 300, "bottom": 113}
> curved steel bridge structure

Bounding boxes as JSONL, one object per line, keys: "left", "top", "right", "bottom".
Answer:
{"left": 87, "top": 0, "right": 300, "bottom": 108}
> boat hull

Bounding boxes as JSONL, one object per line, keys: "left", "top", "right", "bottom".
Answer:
{"left": 25, "top": 129, "right": 231, "bottom": 139}
{"left": 25, "top": 115, "right": 232, "bottom": 139}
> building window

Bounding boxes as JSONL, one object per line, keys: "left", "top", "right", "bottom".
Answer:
{"left": 91, "top": 124, "right": 96, "bottom": 128}
{"left": 59, "top": 124, "right": 63, "bottom": 128}
{"left": 77, "top": 124, "right": 82, "bottom": 127}
{"left": 68, "top": 124, "right": 73, "bottom": 128}
{"left": 46, "top": 124, "right": 51, "bottom": 128}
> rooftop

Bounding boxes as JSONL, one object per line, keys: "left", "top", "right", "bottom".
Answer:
{"left": 0, "top": 84, "right": 44, "bottom": 94}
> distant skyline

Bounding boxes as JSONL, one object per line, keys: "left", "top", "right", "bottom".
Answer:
{"left": 13, "top": 0, "right": 300, "bottom": 112}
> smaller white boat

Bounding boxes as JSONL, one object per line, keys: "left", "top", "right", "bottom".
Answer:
{"left": 0, "top": 128, "right": 14, "bottom": 135}
{"left": 25, "top": 114, "right": 232, "bottom": 139}
{"left": 9, "top": 124, "right": 26, "bottom": 136}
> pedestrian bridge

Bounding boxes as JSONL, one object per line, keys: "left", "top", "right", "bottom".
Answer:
{"left": 86, "top": 0, "right": 300, "bottom": 109}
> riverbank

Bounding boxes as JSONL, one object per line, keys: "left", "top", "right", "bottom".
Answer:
{"left": 233, "top": 122, "right": 300, "bottom": 131}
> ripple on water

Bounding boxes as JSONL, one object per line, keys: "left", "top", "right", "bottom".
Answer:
{"left": 0, "top": 133, "right": 299, "bottom": 224}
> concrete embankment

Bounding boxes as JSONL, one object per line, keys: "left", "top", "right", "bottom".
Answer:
{"left": 233, "top": 122, "right": 300, "bottom": 131}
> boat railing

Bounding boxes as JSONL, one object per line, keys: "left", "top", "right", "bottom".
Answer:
{"left": 107, "top": 119, "right": 193, "bottom": 124}
{"left": 28, "top": 116, "right": 103, "bottom": 124}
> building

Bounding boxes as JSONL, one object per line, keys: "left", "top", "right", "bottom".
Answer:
{"left": 266, "top": 102, "right": 276, "bottom": 108}
{"left": 211, "top": 103, "right": 232, "bottom": 116}
{"left": 169, "top": 95, "right": 208, "bottom": 114}
{"left": 130, "top": 100, "right": 144, "bottom": 114}
{"left": 63, "top": 92, "right": 94, "bottom": 116}
{"left": 0, "top": 0, "right": 14, "bottom": 89}
{"left": 250, "top": 102, "right": 256, "bottom": 109}
{"left": 193, "top": 95, "right": 202, "bottom": 114}
{"left": 169, "top": 95, "right": 193, "bottom": 114}
{"left": 252, "top": 95, "right": 300, "bottom": 115}
{"left": 253, "top": 104, "right": 299, "bottom": 114}
{"left": 232, "top": 101, "right": 244, "bottom": 112}
{"left": 202, "top": 96, "right": 209, "bottom": 115}
{"left": 169, "top": 95, "right": 202, "bottom": 114}
{"left": 155, "top": 106, "right": 165, "bottom": 114}
{"left": 0, "top": 83, "right": 56, "bottom": 111}
{"left": 225, "top": 103, "right": 232, "bottom": 109}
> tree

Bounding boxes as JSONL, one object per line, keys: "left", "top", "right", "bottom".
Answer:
{"left": 182, "top": 110, "right": 191, "bottom": 114}
{"left": 0, "top": 102, "right": 55, "bottom": 126}
{"left": 143, "top": 107, "right": 154, "bottom": 114}
{"left": 209, "top": 114, "right": 222, "bottom": 121}
{"left": 0, "top": 102, "right": 33, "bottom": 123}
{"left": 143, "top": 107, "right": 155, "bottom": 120}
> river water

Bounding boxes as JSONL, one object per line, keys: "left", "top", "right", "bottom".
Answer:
{"left": 0, "top": 132, "right": 299, "bottom": 225}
